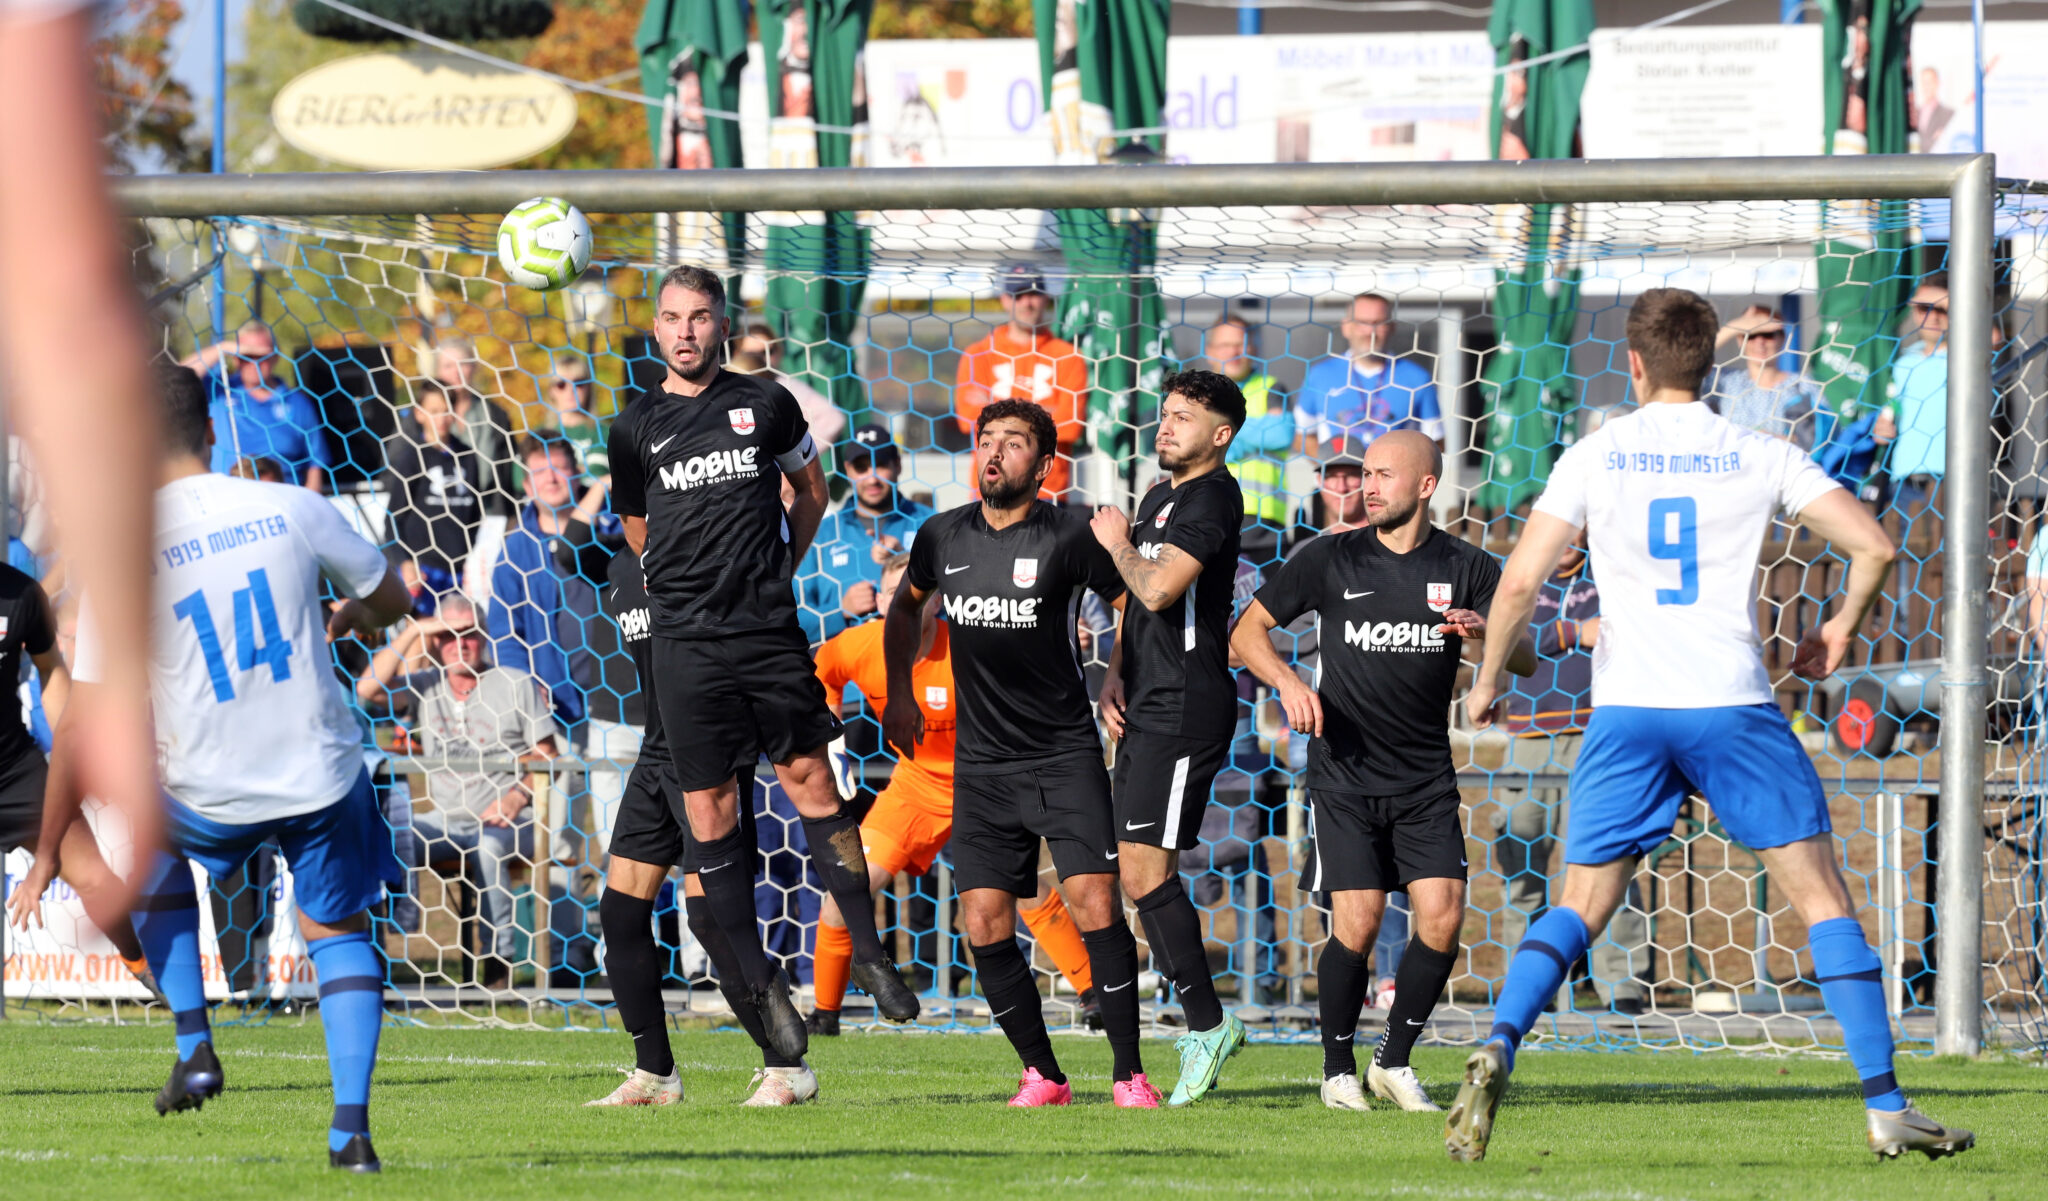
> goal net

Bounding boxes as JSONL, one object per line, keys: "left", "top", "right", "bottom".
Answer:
{"left": 3, "top": 161, "right": 2033, "bottom": 1059}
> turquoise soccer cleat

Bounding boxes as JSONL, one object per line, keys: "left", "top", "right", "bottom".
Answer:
{"left": 1166, "top": 1011, "right": 1247, "bottom": 1107}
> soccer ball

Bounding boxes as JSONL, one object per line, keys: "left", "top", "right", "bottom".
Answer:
{"left": 496, "top": 197, "right": 592, "bottom": 291}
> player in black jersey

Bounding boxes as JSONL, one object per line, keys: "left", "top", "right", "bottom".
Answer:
{"left": 1088, "top": 370, "right": 1249, "bottom": 1107}
{"left": 586, "top": 551, "right": 820, "bottom": 1108}
{"left": 1232, "top": 431, "right": 1534, "bottom": 1114}
{"left": 882, "top": 399, "right": 1156, "bottom": 1108}
{"left": 608, "top": 267, "right": 917, "bottom": 1061}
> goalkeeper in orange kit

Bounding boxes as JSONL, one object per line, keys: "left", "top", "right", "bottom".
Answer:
{"left": 807, "top": 553, "right": 1098, "bottom": 1034}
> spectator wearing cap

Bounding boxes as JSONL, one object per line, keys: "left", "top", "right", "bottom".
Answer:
{"left": 794, "top": 423, "right": 933, "bottom": 645}
{"left": 1705, "top": 304, "right": 1819, "bottom": 447}
{"left": 953, "top": 264, "right": 1088, "bottom": 499}
{"left": 1293, "top": 292, "right": 1443, "bottom": 460}
{"left": 183, "top": 321, "right": 335, "bottom": 492}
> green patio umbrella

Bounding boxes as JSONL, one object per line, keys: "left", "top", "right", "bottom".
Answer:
{"left": 636, "top": 0, "right": 749, "bottom": 286}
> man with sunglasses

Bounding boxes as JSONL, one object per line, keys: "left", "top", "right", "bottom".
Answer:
{"left": 1707, "top": 305, "right": 1819, "bottom": 447}
{"left": 546, "top": 355, "right": 609, "bottom": 480}
{"left": 795, "top": 423, "right": 933, "bottom": 645}
{"left": 184, "top": 321, "right": 334, "bottom": 493}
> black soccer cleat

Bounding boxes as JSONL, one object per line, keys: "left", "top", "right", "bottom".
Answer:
{"left": 806, "top": 1007, "right": 842, "bottom": 1037}
{"left": 154, "top": 1041, "right": 225, "bottom": 1116}
{"left": 329, "top": 1133, "right": 382, "bottom": 1173}
{"left": 851, "top": 957, "right": 922, "bottom": 1024}
{"left": 751, "top": 969, "right": 810, "bottom": 1063}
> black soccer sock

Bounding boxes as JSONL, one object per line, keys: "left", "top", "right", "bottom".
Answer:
{"left": 600, "top": 888, "right": 674, "bottom": 1077}
{"left": 1319, "top": 937, "right": 1373, "bottom": 1079}
{"left": 1134, "top": 878, "right": 1224, "bottom": 1033}
{"left": 971, "top": 938, "right": 1063, "bottom": 1083}
{"left": 800, "top": 811, "right": 885, "bottom": 963}
{"left": 686, "top": 895, "right": 801, "bottom": 1069}
{"left": 1081, "top": 923, "right": 1144, "bottom": 1082}
{"left": 692, "top": 825, "right": 774, "bottom": 993}
{"left": 1372, "top": 937, "right": 1458, "bottom": 1073}
{"left": 107, "top": 916, "right": 146, "bottom": 965}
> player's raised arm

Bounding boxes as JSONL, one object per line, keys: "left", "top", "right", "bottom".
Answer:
{"left": 1789, "top": 488, "right": 1898, "bottom": 680}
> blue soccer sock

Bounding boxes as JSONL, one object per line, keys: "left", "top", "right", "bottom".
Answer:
{"left": 1808, "top": 916, "right": 1907, "bottom": 1111}
{"left": 308, "top": 930, "right": 384, "bottom": 1152}
{"left": 1487, "top": 908, "right": 1591, "bottom": 1073}
{"left": 131, "top": 854, "right": 211, "bottom": 1060}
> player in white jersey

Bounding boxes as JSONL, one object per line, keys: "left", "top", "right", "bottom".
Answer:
{"left": 30, "top": 366, "right": 411, "bottom": 1172}
{"left": 1448, "top": 290, "right": 1974, "bottom": 1164}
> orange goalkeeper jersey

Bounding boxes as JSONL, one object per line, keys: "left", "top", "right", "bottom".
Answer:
{"left": 815, "top": 619, "right": 955, "bottom": 814}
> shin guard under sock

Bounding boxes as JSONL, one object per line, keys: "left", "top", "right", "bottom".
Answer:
{"left": 799, "top": 811, "right": 885, "bottom": 962}
{"left": 692, "top": 826, "right": 773, "bottom": 992}
{"left": 686, "top": 895, "right": 799, "bottom": 1069}
{"left": 1489, "top": 908, "right": 1591, "bottom": 1072}
{"left": 132, "top": 854, "right": 211, "bottom": 1059}
{"left": 1080, "top": 923, "right": 1143, "bottom": 1082}
{"left": 1372, "top": 938, "right": 1457, "bottom": 1072}
{"left": 600, "top": 889, "right": 674, "bottom": 1076}
{"left": 308, "top": 931, "right": 383, "bottom": 1153}
{"left": 1318, "top": 938, "right": 1372, "bottom": 1078}
{"left": 971, "top": 938, "right": 1062, "bottom": 1082}
{"left": 1134, "top": 878, "right": 1223, "bottom": 1032}
{"left": 1809, "top": 916, "right": 1907, "bottom": 1110}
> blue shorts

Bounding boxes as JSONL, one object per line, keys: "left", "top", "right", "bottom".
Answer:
{"left": 1565, "top": 704, "right": 1830, "bottom": 865}
{"left": 166, "top": 770, "right": 404, "bottom": 925}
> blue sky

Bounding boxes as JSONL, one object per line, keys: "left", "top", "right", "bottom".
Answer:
{"left": 164, "top": 0, "right": 250, "bottom": 124}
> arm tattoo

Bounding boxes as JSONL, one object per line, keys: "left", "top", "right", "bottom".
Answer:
{"left": 1112, "top": 541, "right": 1189, "bottom": 610}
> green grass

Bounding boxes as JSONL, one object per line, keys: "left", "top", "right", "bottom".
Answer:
{"left": 1, "top": 1021, "right": 2042, "bottom": 1200}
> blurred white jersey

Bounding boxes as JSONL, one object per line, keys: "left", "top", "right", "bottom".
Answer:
{"left": 76, "top": 474, "right": 387, "bottom": 823}
{"left": 1531, "top": 402, "right": 1840, "bottom": 709}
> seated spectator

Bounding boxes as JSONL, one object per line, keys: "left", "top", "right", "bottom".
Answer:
{"left": 954, "top": 264, "right": 1087, "bottom": 499}
{"left": 728, "top": 344, "right": 847, "bottom": 447}
{"left": 795, "top": 423, "right": 933, "bottom": 644}
{"left": 384, "top": 381, "right": 483, "bottom": 589}
{"left": 1294, "top": 292, "right": 1442, "bottom": 459}
{"left": 433, "top": 334, "right": 519, "bottom": 515}
{"left": 1707, "top": 305, "right": 1819, "bottom": 447}
{"left": 355, "top": 594, "right": 558, "bottom": 990}
{"left": 486, "top": 435, "right": 621, "bottom": 736}
{"left": 1202, "top": 314, "right": 1293, "bottom": 560}
{"left": 183, "top": 321, "right": 334, "bottom": 491}
{"left": 545, "top": 354, "right": 609, "bottom": 479}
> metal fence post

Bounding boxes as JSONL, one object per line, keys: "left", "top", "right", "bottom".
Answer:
{"left": 1936, "top": 152, "right": 1995, "bottom": 1058}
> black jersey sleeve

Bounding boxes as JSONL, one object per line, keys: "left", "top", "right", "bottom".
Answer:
{"left": 1464, "top": 543, "right": 1504, "bottom": 616}
{"left": 763, "top": 382, "right": 818, "bottom": 472}
{"left": 904, "top": 511, "right": 942, "bottom": 593}
{"left": 1072, "top": 518, "right": 1127, "bottom": 604}
{"left": 15, "top": 578, "right": 56, "bottom": 657}
{"left": 1253, "top": 535, "right": 1328, "bottom": 625}
{"left": 1163, "top": 477, "right": 1239, "bottom": 563}
{"left": 607, "top": 404, "right": 646, "bottom": 519}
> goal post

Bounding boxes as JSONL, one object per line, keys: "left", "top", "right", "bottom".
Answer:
{"left": 83, "top": 155, "right": 2001, "bottom": 1055}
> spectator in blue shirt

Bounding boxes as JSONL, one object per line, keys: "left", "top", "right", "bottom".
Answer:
{"left": 1292, "top": 292, "right": 1443, "bottom": 459}
{"left": 1879, "top": 275, "right": 1951, "bottom": 490}
{"left": 794, "top": 423, "right": 932, "bottom": 645}
{"left": 183, "top": 321, "right": 334, "bottom": 491}
{"left": 486, "top": 436, "right": 621, "bottom": 737}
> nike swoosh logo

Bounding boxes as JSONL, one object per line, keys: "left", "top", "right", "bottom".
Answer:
{"left": 1103, "top": 981, "right": 1132, "bottom": 993}
{"left": 649, "top": 435, "right": 677, "bottom": 455}
{"left": 991, "top": 1005, "right": 1016, "bottom": 1018}
{"left": 1343, "top": 589, "right": 1374, "bottom": 600}
{"left": 1405, "top": 1019, "right": 1425, "bottom": 1026}
{"left": 1124, "top": 821, "right": 1156, "bottom": 831}
{"left": 1333, "top": 1033, "right": 1353, "bottom": 1042}
{"left": 699, "top": 862, "right": 729, "bottom": 874}
{"left": 1104, "top": 851, "right": 1119, "bottom": 860}
{"left": 945, "top": 564, "right": 971, "bottom": 575}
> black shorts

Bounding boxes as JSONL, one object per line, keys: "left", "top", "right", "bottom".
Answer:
{"left": 1302, "top": 775, "right": 1468, "bottom": 893}
{"left": 0, "top": 753, "right": 48, "bottom": 853}
{"left": 650, "top": 627, "right": 843, "bottom": 792}
{"left": 1111, "top": 729, "right": 1228, "bottom": 851}
{"left": 606, "top": 758, "right": 759, "bottom": 876}
{"left": 953, "top": 752, "right": 1118, "bottom": 896}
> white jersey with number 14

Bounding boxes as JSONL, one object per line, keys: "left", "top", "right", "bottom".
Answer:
{"left": 1530, "top": 402, "right": 1840, "bottom": 710}
{"left": 74, "top": 474, "right": 388, "bottom": 823}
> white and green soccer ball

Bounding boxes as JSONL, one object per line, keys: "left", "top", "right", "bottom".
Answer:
{"left": 496, "top": 196, "right": 592, "bottom": 291}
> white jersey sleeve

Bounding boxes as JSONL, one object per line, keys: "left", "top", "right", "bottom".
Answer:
{"left": 1532, "top": 403, "right": 1842, "bottom": 710}
{"left": 274, "top": 486, "right": 391, "bottom": 600}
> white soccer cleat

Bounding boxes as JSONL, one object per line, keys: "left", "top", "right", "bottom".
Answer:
{"left": 742, "top": 1061, "right": 820, "bottom": 1107}
{"left": 1320, "top": 1072, "right": 1371, "bottom": 1111}
{"left": 1367, "top": 1063, "right": 1443, "bottom": 1112}
{"left": 585, "top": 1067, "right": 683, "bottom": 1107}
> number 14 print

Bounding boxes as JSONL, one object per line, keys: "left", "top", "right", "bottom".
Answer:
{"left": 172, "top": 568, "right": 295, "bottom": 702}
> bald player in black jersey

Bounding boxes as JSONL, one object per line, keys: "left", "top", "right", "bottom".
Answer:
{"left": 881, "top": 399, "right": 1157, "bottom": 1108}
{"left": 1089, "top": 370, "right": 1249, "bottom": 1107}
{"left": 608, "top": 266, "right": 916, "bottom": 1063}
{"left": 1232, "top": 431, "right": 1535, "bottom": 1113}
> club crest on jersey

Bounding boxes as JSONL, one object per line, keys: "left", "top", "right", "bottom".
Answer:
{"left": 1153, "top": 501, "right": 1174, "bottom": 529}
{"left": 1426, "top": 582, "right": 1453, "bottom": 613}
{"left": 727, "top": 407, "right": 756, "bottom": 435}
{"left": 1012, "top": 557, "right": 1038, "bottom": 588}
{"left": 925, "top": 685, "right": 949, "bottom": 711}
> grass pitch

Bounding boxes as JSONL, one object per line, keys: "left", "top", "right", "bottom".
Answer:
{"left": 1, "top": 1020, "right": 2041, "bottom": 1200}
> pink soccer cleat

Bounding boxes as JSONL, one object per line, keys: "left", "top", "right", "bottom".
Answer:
{"left": 1113, "top": 1072, "right": 1162, "bottom": 1109}
{"left": 1007, "top": 1066, "right": 1073, "bottom": 1108}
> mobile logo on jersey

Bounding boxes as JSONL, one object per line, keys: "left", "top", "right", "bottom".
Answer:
{"left": 1343, "top": 620, "right": 1445, "bottom": 652}
{"left": 925, "top": 685, "right": 949, "bottom": 710}
{"left": 658, "top": 445, "right": 760, "bottom": 491}
{"left": 1011, "top": 558, "right": 1038, "bottom": 588}
{"left": 728, "top": 407, "right": 756, "bottom": 435}
{"left": 943, "top": 593, "right": 1040, "bottom": 628}
{"left": 1153, "top": 501, "right": 1174, "bottom": 529}
{"left": 617, "top": 606, "right": 651, "bottom": 640}
{"left": 1426, "top": 582, "right": 1453, "bottom": 613}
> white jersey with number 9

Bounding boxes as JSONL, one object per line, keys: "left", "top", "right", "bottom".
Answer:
{"left": 75, "top": 474, "right": 389, "bottom": 824}
{"left": 1531, "top": 402, "right": 1841, "bottom": 710}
